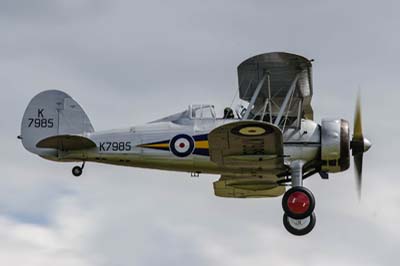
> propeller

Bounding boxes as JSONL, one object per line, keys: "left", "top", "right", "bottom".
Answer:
{"left": 350, "top": 94, "right": 372, "bottom": 199}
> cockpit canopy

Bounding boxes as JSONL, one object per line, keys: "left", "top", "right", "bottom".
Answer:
{"left": 150, "top": 104, "right": 216, "bottom": 124}
{"left": 189, "top": 104, "right": 216, "bottom": 119}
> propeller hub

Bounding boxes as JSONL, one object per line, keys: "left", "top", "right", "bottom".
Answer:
{"left": 363, "top": 137, "right": 371, "bottom": 152}
{"left": 351, "top": 137, "right": 372, "bottom": 155}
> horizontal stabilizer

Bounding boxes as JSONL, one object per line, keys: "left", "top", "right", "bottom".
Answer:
{"left": 36, "top": 135, "right": 96, "bottom": 151}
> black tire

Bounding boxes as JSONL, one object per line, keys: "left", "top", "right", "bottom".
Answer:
{"left": 72, "top": 166, "right": 82, "bottom": 177}
{"left": 282, "top": 186, "right": 315, "bottom": 219}
{"left": 283, "top": 212, "right": 316, "bottom": 236}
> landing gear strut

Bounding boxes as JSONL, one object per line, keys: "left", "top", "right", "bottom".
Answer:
{"left": 282, "top": 160, "right": 316, "bottom": 235}
{"left": 72, "top": 161, "right": 85, "bottom": 177}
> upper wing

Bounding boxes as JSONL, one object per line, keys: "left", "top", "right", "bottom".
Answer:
{"left": 208, "top": 121, "right": 285, "bottom": 170}
{"left": 237, "top": 52, "right": 313, "bottom": 121}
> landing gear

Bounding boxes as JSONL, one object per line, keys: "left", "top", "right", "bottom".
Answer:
{"left": 281, "top": 160, "right": 317, "bottom": 236}
{"left": 72, "top": 162, "right": 85, "bottom": 177}
{"left": 283, "top": 212, "right": 316, "bottom": 236}
{"left": 282, "top": 186, "right": 315, "bottom": 219}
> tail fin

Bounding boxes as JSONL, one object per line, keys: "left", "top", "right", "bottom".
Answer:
{"left": 20, "top": 90, "right": 94, "bottom": 156}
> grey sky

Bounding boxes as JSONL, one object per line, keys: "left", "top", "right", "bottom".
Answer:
{"left": 1, "top": 0, "right": 398, "bottom": 265}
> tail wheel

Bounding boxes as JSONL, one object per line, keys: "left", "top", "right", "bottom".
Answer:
{"left": 283, "top": 212, "right": 316, "bottom": 236}
{"left": 72, "top": 166, "right": 83, "bottom": 177}
{"left": 282, "top": 187, "right": 315, "bottom": 219}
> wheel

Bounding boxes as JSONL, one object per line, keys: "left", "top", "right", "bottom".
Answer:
{"left": 283, "top": 212, "right": 316, "bottom": 236}
{"left": 282, "top": 186, "right": 315, "bottom": 219}
{"left": 72, "top": 166, "right": 82, "bottom": 177}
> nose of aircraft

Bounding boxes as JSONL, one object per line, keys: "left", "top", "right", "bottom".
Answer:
{"left": 363, "top": 137, "right": 372, "bottom": 152}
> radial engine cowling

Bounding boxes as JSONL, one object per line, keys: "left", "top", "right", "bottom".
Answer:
{"left": 321, "top": 119, "right": 350, "bottom": 173}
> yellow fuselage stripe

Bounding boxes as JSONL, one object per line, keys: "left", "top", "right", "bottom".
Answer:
{"left": 140, "top": 140, "right": 209, "bottom": 150}
{"left": 195, "top": 140, "right": 209, "bottom": 149}
{"left": 141, "top": 143, "right": 170, "bottom": 148}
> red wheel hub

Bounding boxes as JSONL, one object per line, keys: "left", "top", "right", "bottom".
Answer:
{"left": 287, "top": 191, "right": 310, "bottom": 214}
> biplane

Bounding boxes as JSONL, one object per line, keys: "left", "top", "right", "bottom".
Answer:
{"left": 19, "top": 52, "right": 371, "bottom": 235}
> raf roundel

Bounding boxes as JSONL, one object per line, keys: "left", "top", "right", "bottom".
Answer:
{"left": 169, "top": 134, "right": 195, "bottom": 157}
{"left": 231, "top": 123, "right": 274, "bottom": 137}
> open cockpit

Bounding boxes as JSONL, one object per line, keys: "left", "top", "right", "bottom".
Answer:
{"left": 150, "top": 104, "right": 239, "bottom": 125}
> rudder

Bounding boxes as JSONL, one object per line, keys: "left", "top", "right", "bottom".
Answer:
{"left": 20, "top": 90, "right": 94, "bottom": 156}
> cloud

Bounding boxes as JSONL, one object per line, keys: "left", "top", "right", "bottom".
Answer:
{"left": 0, "top": 196, "right": 95, "bottom": 266}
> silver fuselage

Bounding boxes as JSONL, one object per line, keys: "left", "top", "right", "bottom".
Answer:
{"left": 45, "top": 118, "right": 320, "bottom": 177}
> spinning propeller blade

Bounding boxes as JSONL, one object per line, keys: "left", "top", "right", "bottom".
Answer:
{"left": 350, "top": 94, "right": 371, "bottom": 199}
{"left": 353, "top": 153, "right": 363, "bottom": 199}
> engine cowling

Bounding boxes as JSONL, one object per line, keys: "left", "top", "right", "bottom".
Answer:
{"left": 321, "top": 119, "right": 350, "bottom": 173}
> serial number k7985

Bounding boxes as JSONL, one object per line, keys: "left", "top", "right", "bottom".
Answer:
{"left": 99, "top": 142, "right": 132, "bottom": 152}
